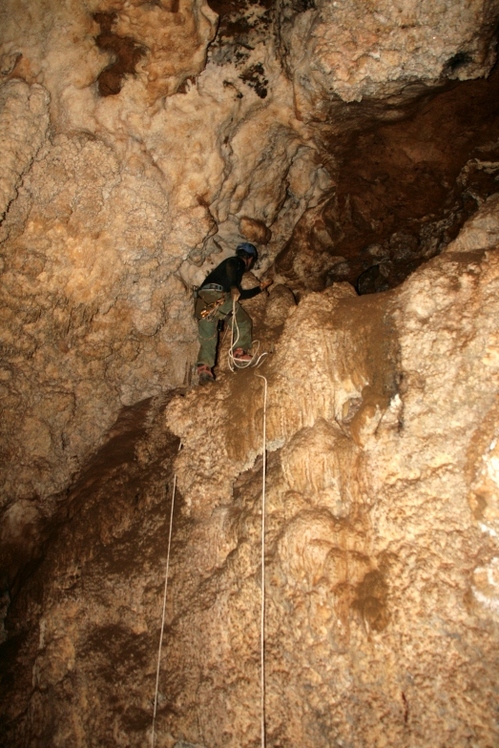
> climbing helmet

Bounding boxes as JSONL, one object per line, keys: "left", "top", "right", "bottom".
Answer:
{"left": 236, "top": 242, "right": 258, "bottom": 260}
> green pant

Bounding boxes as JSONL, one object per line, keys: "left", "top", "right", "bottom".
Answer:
{"left": 196, "top": 291, "right": 252, "bottom": 368}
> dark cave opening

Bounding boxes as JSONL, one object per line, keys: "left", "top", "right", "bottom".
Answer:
{"left": 276, "top": 58, "right": 499, "bottom": 295}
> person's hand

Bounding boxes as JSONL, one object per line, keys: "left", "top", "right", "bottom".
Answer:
{"left": 260, "top": 279, "right": 273, "bottom": 291}
{"left": 231, "top": 287, "right": 241, "bottom": 301}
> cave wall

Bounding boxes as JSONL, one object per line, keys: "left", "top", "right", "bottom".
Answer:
{"left": 2, "top": 0, "right": 499, "bottom": 745}
{"left": 2, "top": 196, "right": 499, "bottom": 747}
{"left": 279, "top": 0, "right": 499, "bottom": 112}
{"left": 163, "top": 196, "right": 499, "bottom": 746}
{"left": 0, "top": 0, "right": 329, "bottom": 512}
{"left": 2, "top": 0, "right": 499, "bottom": 510}
{"left": 277, "top": 64, "right": 499, "bottom": 293}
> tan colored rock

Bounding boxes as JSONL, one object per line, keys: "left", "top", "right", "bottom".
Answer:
{"left": 0, "top": 0, "right": 329, "bottom": 507}
{"left": 444, "top": 191, "right": 499, "bottom": 254}
{"left": 162, "top": 197, "right": 499, "bottom": 746}
{"left": 279, "top": 0, "right": 499, "bottom": 111}
{"left": 2, "top": 193, "right": 499, "bottom": 748}
{"left": 0, "top": 80, "right": 49, "bottom": 222}
{"left": 3, "top": 0, "right": 496, "bottom": 513}
{"left": 2, "top": 3, "right": 499, "bottom": 744}
{"left": 111, "top": 0, "right": 218, "bottom": 101}
{"left": 238, "top": 216, "right": 272, "bottom": 245}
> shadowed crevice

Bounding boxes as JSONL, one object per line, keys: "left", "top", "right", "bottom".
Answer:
{"left": 93, "top": 12, "right": 146, "bottom": 96}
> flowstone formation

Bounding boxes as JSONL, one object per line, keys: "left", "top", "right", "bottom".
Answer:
{"left": 2, "top": 197, "right": 499, "bottom": 747}
{"left": 164, "top": 197, "right": 499, "bottom": 746}
{"left": 1, "top": 0, "right": 499, "bottom": 521}
{"left": 0, "top": 0, "right": 325, "bottom": 520}
{"left": 2, "top": 0, "right": 499, "bottom": 744}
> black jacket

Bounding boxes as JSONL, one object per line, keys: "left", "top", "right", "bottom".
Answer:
{"left": 200, "top": 256, "right": 261, "bottom": 300}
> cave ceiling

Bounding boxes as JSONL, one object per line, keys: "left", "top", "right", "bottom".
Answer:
{"left": 3, "top": 0, "right": 498, "bottom": 295}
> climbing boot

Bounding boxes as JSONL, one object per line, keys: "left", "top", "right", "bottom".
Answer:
{"left": 232, "top": 348, "right": 253, "bottom": 363}
{"left": 197, "top": 363, "right": 215, "bottom": 385}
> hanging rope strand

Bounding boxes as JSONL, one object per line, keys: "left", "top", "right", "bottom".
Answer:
{"left": 256, "top": 373, "right": 268, "bottom": 748}
{"left": 150, "top": 473, "right": 177, "bottom": 748}
{"left": 228, "top": 295, "right": 268, "bottom": 372}
{"left": 228, "top": 295, "right": 242, "bottom": 371}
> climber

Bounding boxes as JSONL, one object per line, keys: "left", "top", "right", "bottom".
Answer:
{"left": 195, "top": 242, "right": 272, "bottom": 384}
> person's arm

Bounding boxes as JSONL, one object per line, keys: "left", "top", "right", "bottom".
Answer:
{"left": 239, "top": 278, "right": 273, "bottom": 300}
{"left": 226, "top": 257, "right": 274, "bottom": 300}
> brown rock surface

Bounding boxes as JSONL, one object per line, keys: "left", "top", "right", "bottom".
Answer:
{"left": 2, "top": 199, "right": 499, "bottom": 746}
{"left": 278, "top": 0, "right": 499, "bottom": 110}
{"left": 2, "top": 1, "right": 499, "bottom": 745}
{"left": 2, "top": 0, "right": 499, "bottom": 513}
{"left": 276, "top": 63, "right": 499, "bottom": 293}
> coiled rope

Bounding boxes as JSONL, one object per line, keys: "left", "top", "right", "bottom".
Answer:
{"left": 150, "top": 472, "right": 177, "bottom": 748}
{"left": 228, "top": 295, "right": 268, "bottom": 371}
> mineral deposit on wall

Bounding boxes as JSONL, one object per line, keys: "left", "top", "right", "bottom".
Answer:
{"left": 2, "top": 195, "right": 499, "bottom": 748}
{"left": 1, "top": 0, "right": 499, "bottom": 746}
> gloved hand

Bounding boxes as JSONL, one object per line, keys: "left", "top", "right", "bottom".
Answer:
{"left": 231, "top": 287, "right": 241, "bottom": 301}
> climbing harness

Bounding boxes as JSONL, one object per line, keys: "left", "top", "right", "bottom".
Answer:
{"left": 195, "top": 286, "right": 228, "bottom": 321}
{"left": 199, "top": 296, "right": 226, "bottom": 319}
{"left": 150, "top": 471, "right": 177, "bottom": 748}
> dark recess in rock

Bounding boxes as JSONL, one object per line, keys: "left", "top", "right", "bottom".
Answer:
{"left": 444, "top": 51, "right": 473, "bottom": 74}
{"left": 207, "top": 0, "right": 272, "bottom": 69}
{"left": 276, "top": 56, "right": 499, "bottom": 294}
{"left": 93, "top": 12, "right": 145, "bottom": 97}
{"left": 239, "top": 62, "right": 268, "bottom": 98}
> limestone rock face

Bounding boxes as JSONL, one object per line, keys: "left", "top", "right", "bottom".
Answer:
{"left": 278, "top": 0, "right": 499, "bottom": 111}
{"left": 0, "top": 80, "right": 49, "bottom": 221}
{"left": 2, "top": 1, "right": 499, "bottom": 745}
{"left": 275, "top": 62, "right": 499, "bottom": 294}
{"left": 0, "top": 0, "right": 329, "bottom": 508}
{"left": 164, "top": 196, "right": 499, "bottom": 747}
{"left": 3, "top": 194, "right": 499, "bottom": 748}
{"left": 161, "top": 199, "right": 499, "bottom": 747}
{"left": 1, "top": 0, "right": 499, "bottom": 518}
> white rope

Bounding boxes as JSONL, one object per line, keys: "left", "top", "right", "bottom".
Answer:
{"left": 149, "top": 369, "right": 268, "bottom": 748}
{"left": 150, "top": 473, "right": 177, "bottom": 748}
{"left": 256, "top": 373, "right": 268, "bottom": 748}
{"left": 228, "top": 296, "right": 268, "bottom": 372}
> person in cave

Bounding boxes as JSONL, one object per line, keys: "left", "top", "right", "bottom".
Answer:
{"left": 194, "top": 242, "right": 272, "bottom": 385}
